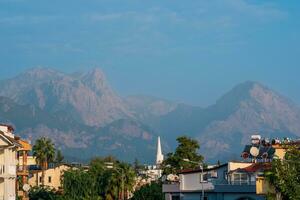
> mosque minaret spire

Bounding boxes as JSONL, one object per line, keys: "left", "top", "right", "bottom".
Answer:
{"left": 156, "top": 136, "right": 164, "bottom": 165}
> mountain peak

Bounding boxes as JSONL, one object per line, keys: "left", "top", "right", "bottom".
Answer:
{"left": 86, "top": 68, "right": 106, "bottom": 79}
{"left": 19, "top": 67, "right": 64, "bottom": 82}
{"left": 80, "top": 68, "right": 109, "bottom": 92}
{"left": 232, "top": 80, "right": 264, "bottom": 92}
{"left": 216, "top": 81, "right": 269, "bottom": 104}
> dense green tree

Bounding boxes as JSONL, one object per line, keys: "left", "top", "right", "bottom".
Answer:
{"left": 119, "top": 162, "right": 136, "bottom": 199}
{"left": 63, "top": 168, "right": 100, "bottom": 200}
{"left": 29, "top": 186, "right": 62, "bottom": 200}
{"left": 266, "top": 145, "right": 300, "bottom": 200}
{"left": 162, "top": 136, "right": 204, "bottom": 174}
{"left": 131, "top": 182, "right": 164, "bottom": 200}
{"left": 62, "top": 156, "right": 136, "bottom": 200}
{"left": 32, "top": 137, "right": 56, "bottom": 185}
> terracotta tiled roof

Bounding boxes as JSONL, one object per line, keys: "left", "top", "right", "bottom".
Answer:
{"left": 17, "top": 139, "right": 32, "bottom": 151}
{"left": 230, "top": 163, "right": 271, "bottom": 174}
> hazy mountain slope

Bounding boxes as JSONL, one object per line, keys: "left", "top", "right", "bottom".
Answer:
{"left": 198, "top": 81, "right": 300, "bottom": 160}
{"left": 125, "top": 95, "right": 178, "bottom": 121}
{"left": 0, "top": 96, "right": 159, "bottom": 163}
{"left": 1, "top": 68, "right": 300, "bottom": 163}
{"left": 152, "top": 81, "right": 300, "bottom": 161}
{"left": 0, "top": 68, "right": 132, "bottom": 126}
{"left": 0, "top": 96, "right": 94, "bottom": 148}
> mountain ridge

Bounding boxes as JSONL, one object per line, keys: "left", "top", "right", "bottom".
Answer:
{"left": 1, "top": 67, "right": 300, "bottom": 163}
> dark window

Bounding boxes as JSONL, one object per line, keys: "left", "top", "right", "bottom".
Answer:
{"left": 48, "top": 176, "right": 52, "bottom": 183}
{"left": 172, "top": 195, "right": 180, "bottom": 200}
{"left": 224, "top": 171, "right": 228, "bottom": 180}
{"left": 39, "top": 176, "right": 42, "bottom": 183}
{"left": 200, "top": 197, "right": 208, "bottom": 200}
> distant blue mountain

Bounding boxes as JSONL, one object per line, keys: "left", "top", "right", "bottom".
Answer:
{"left": 1, "top": 68, "right": 300, "bottom": 163}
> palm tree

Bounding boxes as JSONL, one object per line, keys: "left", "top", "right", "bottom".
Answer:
{"left": 118, "top": 163, "right": 136, "bottom": 200}
{"left": 32, "top": 137, "right": 56, "bottom": 186}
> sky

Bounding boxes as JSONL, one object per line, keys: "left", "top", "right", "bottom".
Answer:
{"left": 0, "top": 0, "right": 300, "bottom": 106}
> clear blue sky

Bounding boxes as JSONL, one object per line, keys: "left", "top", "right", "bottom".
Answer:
{"left": 0, "top": 0, "right": 300, "bottom": 106}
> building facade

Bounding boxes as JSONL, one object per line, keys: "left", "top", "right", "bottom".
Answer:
{"left": 163, "top": 162, "right": 265, "bottom": 200}
{"left": 28, "top": 164, "right": 70, "bottom": 190}
{"left": 0, "top": 125, "right": 21, "bottom": 200}
{"left": 16, "top": 139, "right": 32, "bottom": 200}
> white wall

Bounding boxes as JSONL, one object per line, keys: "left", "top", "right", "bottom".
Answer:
{"left": 228, "top": 162, "right": 252, "bottom": 172}
{"left": 180, "top": 173, "right": 214, "bottom": 191}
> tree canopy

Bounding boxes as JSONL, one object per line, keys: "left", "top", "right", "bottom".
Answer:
{"left": 162, "top": 136, "right": 204, "bottom": 174}
{"left": 131, "top": 182, "right": 164, "bottom": 200}
{"left": 266, "top": 144, "right": 300, "bottom": 200}
{"left": 32, "top": 137, "right": 56, "bottom": 185}
{"left": 62, "top": 156, "right": 136, "bottom": 200}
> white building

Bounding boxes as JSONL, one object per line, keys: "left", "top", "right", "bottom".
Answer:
{"left": 139, "top": 136, "right": 164, "bottom": 182}
{"left": 0, "top": 124, "right": 20, "bottom": 200}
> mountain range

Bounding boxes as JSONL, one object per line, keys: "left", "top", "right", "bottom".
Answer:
{"left": 0, "top": 67, "right": 300, "bottom": 163}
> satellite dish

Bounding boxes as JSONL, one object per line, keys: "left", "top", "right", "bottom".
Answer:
{"left": 23, "top": 184, "right": 30, "bottom": 192}
{"left": 250, "top": 147, "right": 259, "bottom": 157}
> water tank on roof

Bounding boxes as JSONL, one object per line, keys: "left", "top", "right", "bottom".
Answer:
{"left": 251, "top": 134, "right": 261, "bottom": 145}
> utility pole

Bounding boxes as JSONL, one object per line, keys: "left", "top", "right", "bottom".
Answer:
{"left": 183, "top": 159, "right": 205, "bottom": 200}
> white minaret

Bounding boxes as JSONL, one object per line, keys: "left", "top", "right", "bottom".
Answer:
{"left": 156, "top": 136, "right": 164, "bottom": 165}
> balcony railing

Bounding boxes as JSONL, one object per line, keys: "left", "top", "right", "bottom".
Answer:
{"left": 162, "top": 183, "right": 180, "bottom": 193}
{"left": 211, "top": 179, "right": 256, "bottom": 185}
{"left": 0, "top": 165, "right": 16, "bottom": 176}
{"left": 17, "top": 165, "right": 29, "bottom": 172}
{"left": 163, "top": 180, "right": 257, "bottom": 194}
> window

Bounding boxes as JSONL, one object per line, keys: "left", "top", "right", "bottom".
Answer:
{"left": 48, "top": 176, "right": 52, "bottom": 183}
{"left": 210, "top": 170, "right": 218, "bottom": 178}
{"left": 172, "top": 195, "right": 180, "bottom": 200}
{"left": 39, "top": 176, "right": 42, "bottom": 183}
{"left": 232, "top": 173, "right": 248, "bottom": 185}
{"left": 199, "top": 173, "right": 208, "bottom": 182}
{"left": 200, "top": 197, "right": 208, "bottom": 200}
{"left": 224, "top": 171, "right": 228, "bottom": 180}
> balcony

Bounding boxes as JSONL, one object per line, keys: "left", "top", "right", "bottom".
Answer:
{"left": 181, "top": 181, "right": 215, "bottom": 192}
{"left": 163, "top": 179, "right": 257, "bottom": 194}
{"left": 163, "top": 183, "right": 180, "bottom": 193}
{"left": 0, "top": 165, "right": 16, "bottom": 176}
{"left": 17, "top": 165, "right": 29, "bottom": 175}
{"left": 213, "top": 180, "right": 256, "bottom": 193}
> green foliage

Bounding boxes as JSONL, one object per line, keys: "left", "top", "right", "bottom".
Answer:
{"left": 33, "top": 137, "right": 56, "bottom": 185}
{"left": 162, "top": 136, "right": 204, "bottom": 174}
{"left": 131, "top": 182, "right": 164, "bottom": 200}
{"left": 62, "top": 156, "right": 136, "bottom": 200}
{"left": 265, "top": 145, "right": 300, "bottom": 200}
{"left": 29, "top": 186, "right": 62, "bottom": 200}
{"left": 62, "top": 169, "right": 99, "bottom": 200}
{"left": 33, "top": 137, "right": 56, "bottom": 166}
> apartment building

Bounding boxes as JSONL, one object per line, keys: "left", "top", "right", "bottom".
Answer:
{"left": 0, "top": 124, "right": 20, "bottom": 200}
